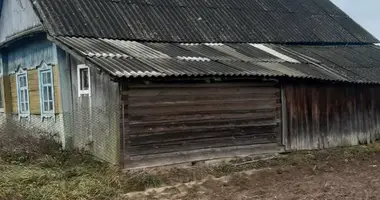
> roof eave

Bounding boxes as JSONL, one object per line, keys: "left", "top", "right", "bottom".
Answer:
{"left": 0, "top": 25, "right": 45, "bottom": 49}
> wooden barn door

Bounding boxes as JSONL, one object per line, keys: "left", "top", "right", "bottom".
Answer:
{"left": 123, "top": 81, "right": 281, "bottom": 168}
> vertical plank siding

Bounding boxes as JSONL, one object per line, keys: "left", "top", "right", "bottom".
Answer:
{"left": 285, "top": 84, "right": 380, "bottom": 150}
{"left": 88, "top": 67, "right": 121, "bottom": 165}
{"left": 0, "top": 0, "right": 42, "bottom": 43}
{"left": 61, "top": 55, "right": 121, "bottom": 165}
{"left": 122, "top": 81, "right": 282, "bottom": 167}
{"left": 6, "top": 39, "right": 55, "bottom": 73}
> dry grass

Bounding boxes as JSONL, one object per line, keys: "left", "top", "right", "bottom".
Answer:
{"left": 2, "top": 130, "right": 380, "bottom": 200}
{"left": 0, "top": 132, "right": 163, "bottom": 200}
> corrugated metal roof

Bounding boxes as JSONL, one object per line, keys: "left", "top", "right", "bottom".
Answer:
{"left": 88, "top": 57, "right": 164, "bottom": 78}
{"left": 88, "top": 57, "right": 289, "bottom": 78}
{"left": 143, "top": 43, "right": 206, "bottom": 61}
{"left": 53, "top": 36, "right": 380, "bottom": 84}
{"left": 226, "top": 44, "right": 283, "bottom": 62}
{"left": 31, "top": 0, "right": 378, "bottom": 44}
{"left": 218, "top": 61, "right": 284, "bottom": 77}
{"left": 56, "top": 37, "right": 130, "bottom": 58}
{"left": 101, "top": 39, "right": 171, "bottom": 59}
{"left": 273, "top": 44, "right": 380, "bottom": 83}
{"left": 179, "top": 44, "right": 242, "bottom": 61}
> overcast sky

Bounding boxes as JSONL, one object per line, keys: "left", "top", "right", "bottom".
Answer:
{"left": 332, "top": 0, "right": 380, "bottom": 39}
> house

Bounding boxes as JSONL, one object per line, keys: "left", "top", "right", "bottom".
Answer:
{"left": 1, "top": 0, "right": 380, "bottom": 169}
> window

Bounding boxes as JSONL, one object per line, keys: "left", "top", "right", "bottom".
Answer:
{"left": 16, "top": 68, "right": 30, "bottom": 118}
{"left": 77, "top": 64, "right": 91, "bottom": 97}
{"left": 0, "top": 80, "right": 4, "bottom": 111}
{"left": 0, "top": 55, "right": 4, "bottom": 111}
{"left": 38, "top": 63, "right": 55, "bottom": 118}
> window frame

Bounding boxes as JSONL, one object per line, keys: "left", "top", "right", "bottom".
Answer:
{"left": 38, "top": 63, "right": 55, "bottom": 120}
{"left": 0, "top": 79, "right": 4, "bottom": 113}
{"left": 0, "top": 54, "right": 4, "bottom": 112}
{"left": 16, "top": 67, "right": 30, "bottom": 119}
{"left": 77, "top": 64, "right": 91, "bottom": 97}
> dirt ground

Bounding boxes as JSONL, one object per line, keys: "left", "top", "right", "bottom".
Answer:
{"left": 2, "top": 133, "right": 380, "bottom": 200}
{"left": 124, "top": 145, "right": 380, "bottom": 200}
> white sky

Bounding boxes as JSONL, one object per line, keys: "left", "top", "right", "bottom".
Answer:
{"left": 332, "top": 0, "right": 380, "bottom": 39}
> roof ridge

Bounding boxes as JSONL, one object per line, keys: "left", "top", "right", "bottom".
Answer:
{"left": 30, "top": 0, "right": 379, "bottom": 44}
{"left": 53, "top": 36, "right": 377, "bottom": 46}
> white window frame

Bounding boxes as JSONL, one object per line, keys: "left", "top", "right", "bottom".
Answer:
{"left": 16, "top": 67, "right": 30, "bottom": 119}
{"left": 0, "top": 54, "right": 4, "bottom": 112}
{"left": 0, "top": 80, "right": 4, "bottom": 113}
{"left": 38, "top": 62, "right": 55, "bottom": 120}
{"left": 77, "top": 64, "right": 91, "bottom": 97}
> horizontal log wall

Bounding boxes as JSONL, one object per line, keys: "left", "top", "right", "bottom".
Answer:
{"left": 122, "top": 80, "right": 282, "bottom": 168}
{"left": 285, "top": 84, "right": 380, "bottom": 150}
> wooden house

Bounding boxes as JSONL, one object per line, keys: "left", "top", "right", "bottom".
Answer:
{"left": 1, "top": 0, "right": 380, "bottom": 168}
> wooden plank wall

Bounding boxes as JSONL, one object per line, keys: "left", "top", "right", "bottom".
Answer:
{"left": 285, "top": 83, "right": 380, "bottom": 150}
{"left": 88, "top": 67, "right": 120, "bottom": 165}
{"left": 6, "top": 39, "right": 55, "bottom": 73}
{"left": 62, "top": 55, "right": 121, "bottom": 165}
{"left": 9, "top": 66, "right": 61, "bottom": 114}
{"left": 0, "top": 0, "right": 42, "bottom": 43}
{"left": 122, "top": 80, "right": 282, "bottom": 167}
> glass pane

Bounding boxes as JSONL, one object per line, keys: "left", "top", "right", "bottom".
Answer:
{"left": 44, "top": 102, "right": 49, "bottom": 112}
{"left": 49, "top": 102, "right": 54, "bottom": 112}
{"left": 47, "top": 72, "right": 52, "bottom": 84}
{"left": 48, "top": 86, "right": 53, "bottom": 101}
{"left": 21, "top": 76, "right": 27, "bottom": 87}
{"left": 18, "top": 76, "right": 23, "bottom": 87}
{"left": 43, "top": 87, "right": 48, "bottom": 100}
{"left": 25, "top": 103, "right": 29, "bottom": 112}
{"left": 80, "top": 68, "right": 89, "bottom": 90}
{"left": 20, "top": 90, "right": 24, "bottom": 102}
{"left": 23, "top": 103, "right": 27, "bottom": 112}
{"left": 42, "top": 72, "right": 51, "bottom": 84}
{"left": 24, "top": 90, "right": 28, "bottom": 103}
{"left": 42, "top": 73, "right": 47, "bottom": 84}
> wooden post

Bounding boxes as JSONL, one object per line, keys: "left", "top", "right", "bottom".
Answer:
{"left": 281, "top": 84, "right": 288, "bottom": 150}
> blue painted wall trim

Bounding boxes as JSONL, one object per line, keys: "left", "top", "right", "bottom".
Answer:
{"left": 4, "top": 36, "right": 57, "bottom": 75}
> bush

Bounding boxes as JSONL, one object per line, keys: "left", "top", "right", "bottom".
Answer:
{"left": 0, "top": 131, "right": 61, "bottom": 165}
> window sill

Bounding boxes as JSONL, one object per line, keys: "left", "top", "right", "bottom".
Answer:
{"left": 78, "top": 90, "right": 91, "bottom": 97}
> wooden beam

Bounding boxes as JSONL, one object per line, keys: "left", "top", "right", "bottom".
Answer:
{"left": 281, "top": 84, "right": 288, "bottom": 149}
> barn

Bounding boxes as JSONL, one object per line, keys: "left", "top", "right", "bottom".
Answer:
{"left": 1, "top": 0, "right": 380, "bottom": 168}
